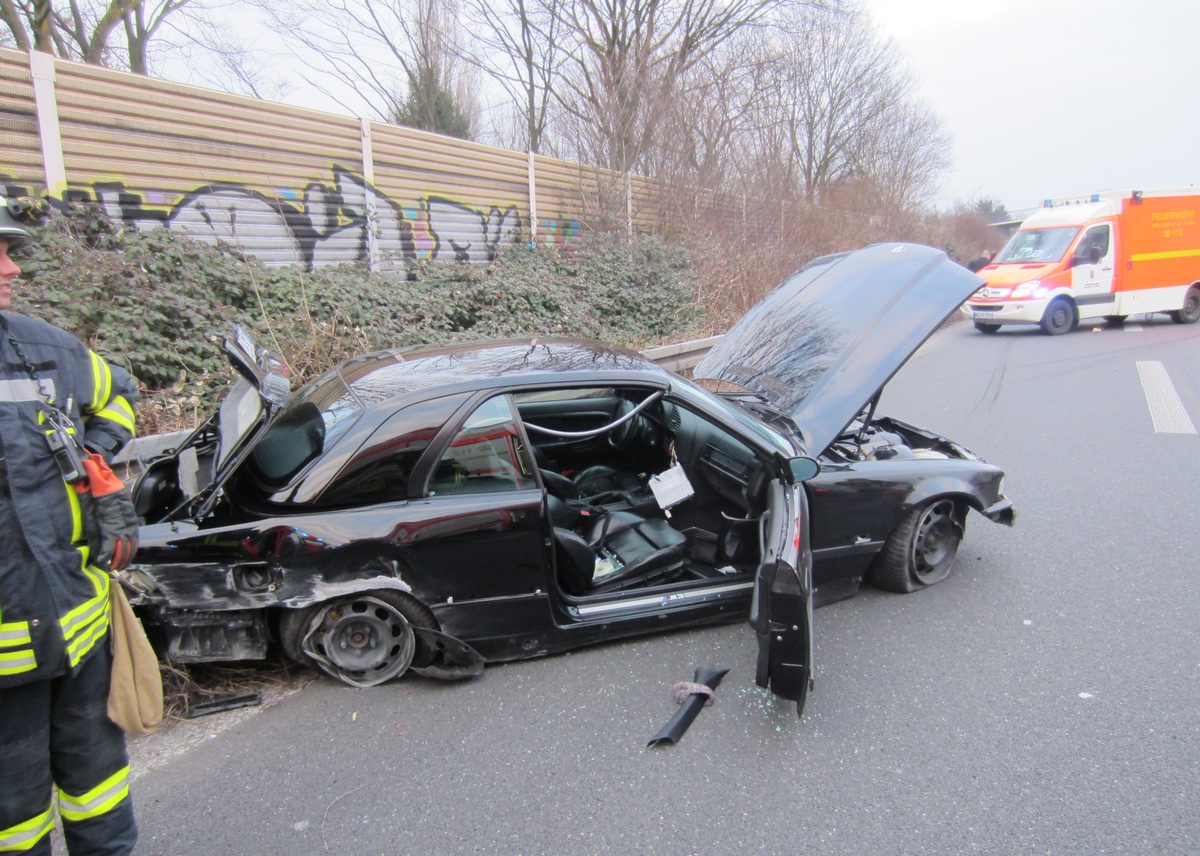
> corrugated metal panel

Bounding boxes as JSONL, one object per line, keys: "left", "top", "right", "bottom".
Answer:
{"left": 0, "top": 48, "right": 42, "bottom": 190}
{"left": 1, "top": 47, "right": 705, "bottom": 268}
{"left": 48, "top": 54, "right": 367, "bottom": 267}
{"left": 369, "top": 123, "right": 532, "bottom": 265}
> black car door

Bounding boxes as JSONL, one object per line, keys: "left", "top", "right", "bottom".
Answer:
{"left": 750, "top": 478, "right": 812, "bottom": 717}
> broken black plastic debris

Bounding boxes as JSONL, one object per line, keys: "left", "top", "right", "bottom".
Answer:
{"left": 647, "top": 666, "right": 729, "bottom": 747}
{"left": 183, "top": 691, "right": 261, "bottom": 718}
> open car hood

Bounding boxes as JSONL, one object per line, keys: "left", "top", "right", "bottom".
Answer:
{"left": 694, "top": 243, "right": 981, "bottom": 454}
{"left": 137, "top": 326, "right": 289, "bottom": 521}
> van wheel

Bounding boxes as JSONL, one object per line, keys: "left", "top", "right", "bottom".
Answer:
{"left": 1103, "top": 315, "right": 1127, "bottom": 326}
{"left": 868, "top": 498, "right": 964, "bottom": 593}
{"left": 1041, "top": 299, "right": 1075, "bottom": 335}
{"left": 1170, "top": 287, "right": 1200, "bottom": 324}
{"left": 973, "top": 321, "right": 1001, "bottom": 333}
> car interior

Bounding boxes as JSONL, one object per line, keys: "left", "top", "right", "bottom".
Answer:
{"left": 514, "top": 387, "right": 777, "bottom": 600}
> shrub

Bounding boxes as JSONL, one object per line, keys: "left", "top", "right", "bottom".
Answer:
{"left": 10, "top": 205, "right": 700, "bottom": 430}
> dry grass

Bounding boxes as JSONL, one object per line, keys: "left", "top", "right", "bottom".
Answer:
{"left": 159, "top": 659, "right": 314, "bottom": 726}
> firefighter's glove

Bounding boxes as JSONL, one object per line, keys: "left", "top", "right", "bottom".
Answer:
{"left": 77, "top": 452, "right": 139, "bottom": 571}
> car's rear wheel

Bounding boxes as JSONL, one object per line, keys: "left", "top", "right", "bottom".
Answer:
{"left": 869, "top": 498, "right": 963, "bottom": 593}
{"left": 973, "top": 321, "right": 1001, "bottom": 334}
{"left": 1170, "top": 287, "right": 1200, "bottom": 324}
{"left": 1041, "top": 298, "right": 1075, "bottom": 335}
{"left": 280, "top": 589, "right": 437, "bottom": 687}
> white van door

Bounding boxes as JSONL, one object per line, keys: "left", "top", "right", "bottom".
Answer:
{"left": 1071, "top": 224, "right": 1116, "bottom": 318}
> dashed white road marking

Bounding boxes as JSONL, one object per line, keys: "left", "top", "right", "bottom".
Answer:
{"left": 1136, "top": 361, "right": 1197, "bottom": 434}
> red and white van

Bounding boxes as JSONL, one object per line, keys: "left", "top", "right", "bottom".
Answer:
{"left": 962, "top": 188, "right": 1200, "bottom": 334}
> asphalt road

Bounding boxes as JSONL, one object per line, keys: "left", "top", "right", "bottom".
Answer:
{"left": 125, "top": 314, "right": 1199, "bottom": 856}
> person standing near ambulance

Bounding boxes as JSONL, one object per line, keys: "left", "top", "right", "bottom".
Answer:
{"left": 0, "top": 196, "right": 140, "bottom": 855}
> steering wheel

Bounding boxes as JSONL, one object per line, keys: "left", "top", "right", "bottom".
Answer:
{"left": 607, "top": 399, "right": 636, "bottom": 449}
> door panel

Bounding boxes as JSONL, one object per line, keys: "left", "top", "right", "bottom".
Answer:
{"left": 751, "top": 479, "right": 812, "bottom": 716}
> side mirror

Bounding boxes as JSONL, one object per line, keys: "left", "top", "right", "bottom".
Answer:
{"left": 788, "top": 456, "right": 820, "bottom": 483}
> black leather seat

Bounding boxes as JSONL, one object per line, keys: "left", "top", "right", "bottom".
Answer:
{"left": 555, "top": 511, "right": 687, "bottom": 596}
{"left": 540, "top": 465, "right": 643, "bottom": 504}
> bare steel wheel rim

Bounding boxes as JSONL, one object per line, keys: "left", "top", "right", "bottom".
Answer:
{"left": 302, "top": 595, "right": 416, "bottom": 687}
{"left": 910, "top": 500, "right": 960, "bottom": 583}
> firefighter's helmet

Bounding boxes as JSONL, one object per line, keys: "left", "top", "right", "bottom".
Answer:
{"left": 0, "top": 196, "right": 50, "bottom": 246}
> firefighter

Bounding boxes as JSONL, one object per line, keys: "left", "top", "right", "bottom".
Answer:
{"left": 0, "top": 197, "right": 140, "bottom": 855}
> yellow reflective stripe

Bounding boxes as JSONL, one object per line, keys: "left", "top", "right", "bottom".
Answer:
{"left": 0, "top": 649, "right": 37, "bottom": 675}
{"left": 1130, "top": 248, "right": 1200, "bottom": 262}
{"left": 95, "top": 395, "right": 136, "bottom": 434}
{"left": 0, "top": 805, "right": 54, "bottom": 852}
{"left": 60, "top": 565, "right": 109, "bottom": 642}
{"left": 0, "top": 620, "right": 32, "bottom": 647}
{"left": 65, "top": 611, "right": 108, "bottom": 668}
{"left": 88, "top": 352, "right": 112, "bottom": 412}
{"left": 65, "top": 480, "right": 83, "bottom": 544}
{"left": 58, "top": 766, "right": 130, "bottom": 823}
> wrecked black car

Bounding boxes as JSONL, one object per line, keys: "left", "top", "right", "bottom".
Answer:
{"left": 125, "top": 243, "right": 1013, "bottom": 717}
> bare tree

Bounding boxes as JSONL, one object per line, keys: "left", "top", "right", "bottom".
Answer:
{"left": 460, "top": 0, "right": 563, "bottom": 152}
{"left": 771, "top": 5, "right": 906, "bottom": 204}
{"left": 550, "top": 0, "right": 793, "bottom": 174}
{"left": 121, "top": 0, "right": 185, "bottom": 72}
{"left": 855, "top": 99, "right": 950, "bottom": 214}
{"left": 1, "top": 0, "right": 141, "bottom": 64}
{"left": 258, "top": 0, "right": 479, "bottom": 130}
{"left": 0, "top": 0, "right": 274, "bottom": 97}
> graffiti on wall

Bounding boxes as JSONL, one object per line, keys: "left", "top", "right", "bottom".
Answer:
{"left": 2, "top": 164, "right": 581, "bottom": 271}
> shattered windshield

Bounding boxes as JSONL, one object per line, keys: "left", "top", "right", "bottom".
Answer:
{"left": 995, "top": 227, "right": 1079, "bottom": 263}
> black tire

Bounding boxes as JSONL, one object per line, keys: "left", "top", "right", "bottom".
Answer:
{"left": 868, "top": 498, "right": 963, "bottom": 593}
{"left": 1103, "top": 315, "right": 1127, "bottom": 326}
{"left": 1169, "top": 287, "right": 1200, "bottom": 324}
{"left": 1041, "top": 298, "right": 1075, "bottom": 335}
{"left": 279, "top": 589, "right": 437, "bottom": 687}
{"left": 973, "top": 321, "right": 1001, "bottom": 334}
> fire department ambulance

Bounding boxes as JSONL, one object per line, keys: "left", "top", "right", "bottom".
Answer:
{"left": 962, "top": 188, "right": 1200, "bottom": 334}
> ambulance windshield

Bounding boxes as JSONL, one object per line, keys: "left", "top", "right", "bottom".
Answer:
{"left": 995, "top": 227, "right": 1079, "bottom": 263}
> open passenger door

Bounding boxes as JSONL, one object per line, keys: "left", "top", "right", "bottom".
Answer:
{"left": 750, "top": 478, "right": 813, "bottom": 717}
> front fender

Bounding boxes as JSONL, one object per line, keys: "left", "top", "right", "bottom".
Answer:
{"left": 903, "top": 472, "right": 1011, "bottom": 526}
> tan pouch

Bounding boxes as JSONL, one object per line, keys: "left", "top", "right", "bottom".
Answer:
{"left": 107, "top": 577, "right": 163, "bottom": 736}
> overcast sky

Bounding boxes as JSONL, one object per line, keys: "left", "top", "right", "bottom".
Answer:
{"left": 247, "top": 0, "right": 1200, "bottom": 217}
{"left": 859, "top": 0, "right": 1200, "bottom": 214}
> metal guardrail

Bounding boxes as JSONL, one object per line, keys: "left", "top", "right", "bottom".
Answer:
{"left": 113, "top": 335, "right": 727, "bottom": 472}
{"left": 642, "top": 334, "right": 723, "bottom": 373}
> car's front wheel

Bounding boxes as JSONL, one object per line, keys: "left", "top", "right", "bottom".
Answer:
{"left": 973, "top": 321, "right": 1001, "bottom": 334}
{"left": 869, "top": 498, "right": 964, "bottom": 593}
{"left": 280, "top": 589, "right": 437, "bottom": 687}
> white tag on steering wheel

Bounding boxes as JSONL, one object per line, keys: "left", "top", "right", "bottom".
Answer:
{"left": 649, "top": 464, "right": 693, "bottom": 510}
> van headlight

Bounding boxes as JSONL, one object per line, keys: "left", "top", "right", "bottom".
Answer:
{"left": 1012, "top": 280, "right": 1042, "bottom": 298}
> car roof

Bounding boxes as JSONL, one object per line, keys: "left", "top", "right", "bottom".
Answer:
{"left": 335, "top": 337, "right": 671, "bottom": 403}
